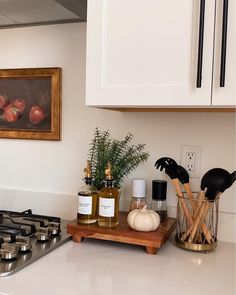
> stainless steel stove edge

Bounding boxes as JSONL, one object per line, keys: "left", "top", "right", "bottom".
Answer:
{"left": 0, "top": 234, "right": 72, "bottom": 277}
{"left": 0, "top": 218, "right": 72, "bottom": 277}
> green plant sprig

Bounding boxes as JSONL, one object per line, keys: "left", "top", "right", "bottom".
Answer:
{"left": 88, "top": 128, "right": 149, "bottom": 189}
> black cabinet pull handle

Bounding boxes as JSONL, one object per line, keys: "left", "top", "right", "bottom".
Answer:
{"left": 196, "top": 0, "right": 205, "bottom": 88}
{"left": 220, "top": 0, "right": 229, "bottom": 87}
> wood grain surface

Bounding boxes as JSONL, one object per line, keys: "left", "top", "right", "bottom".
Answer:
{"left": 67, "top": 212, "right": 176, "bottom": 254}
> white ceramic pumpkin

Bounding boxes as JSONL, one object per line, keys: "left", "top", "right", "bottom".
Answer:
{"left": 127, "top": 205, "right": 160, "bottom": 232}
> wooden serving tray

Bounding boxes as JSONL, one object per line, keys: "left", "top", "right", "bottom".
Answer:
{"left": 67, "top": 212, "right": 176, "bottom": 254}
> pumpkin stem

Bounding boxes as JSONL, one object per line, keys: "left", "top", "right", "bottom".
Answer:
{"left": 141, "top": 205, "right": 148, "bottom": 213}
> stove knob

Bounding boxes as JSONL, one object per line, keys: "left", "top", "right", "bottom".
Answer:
{"left": 48, "top": 222, "right": 60, "bottom": 237}
{"left": 16, "top": 236, "right": 32, "bottom": 252}
{"left": 0, "top": 243, "right": 18, "bottom": 260}
{"left": 35, "top": 227, "right": 49, "bottom": 242}
{"left": 48, "top": 226, "right": 59, "bottom": 237}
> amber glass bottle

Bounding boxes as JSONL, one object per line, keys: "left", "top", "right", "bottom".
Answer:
{"left": 98, "top": 162, "right": 119, "bottom": 227}
{"left": 77, "top": 161, "right": 98, "bottom": 224}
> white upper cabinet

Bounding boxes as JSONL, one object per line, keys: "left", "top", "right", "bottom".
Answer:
{"left": 86, "top": 0, "right": 234, "bottom": 108}
{"left": 212, "top": 0, "right": 236, "bottom": 106}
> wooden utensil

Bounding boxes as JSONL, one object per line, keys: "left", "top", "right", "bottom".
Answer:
{"left": 176, "top": 165, "right": 194, "bottom": 204}
{"left": 188, "top": 193, "right": 220, "bottom": 243}
{"left": 155, "top": 157, "right": 193, "bottom": 225}
{"left": 188, "top": 168, "right": 233, "bottom": 243}
{"left": 195, "top": 168, "right": 231, "bottom": 220}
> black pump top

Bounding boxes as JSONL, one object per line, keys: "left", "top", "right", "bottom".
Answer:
{"left": 152, "top": 180, "right": 167, "bottom": 200}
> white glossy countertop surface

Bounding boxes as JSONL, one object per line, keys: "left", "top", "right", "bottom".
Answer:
{"left": 0, "top": 238, "right": 235, "bottom": 295}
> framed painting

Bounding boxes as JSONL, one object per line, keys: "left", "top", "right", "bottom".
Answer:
{"left": 0, "top": 67, "right": 61, "bottom": 140}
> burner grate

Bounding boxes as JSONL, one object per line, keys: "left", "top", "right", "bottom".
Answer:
{"left": 0, "top": 209, "right": 71, "bottom": 276}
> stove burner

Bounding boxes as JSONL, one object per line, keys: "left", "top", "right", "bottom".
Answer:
{"left": 16, "top": 236, "right": 32, "bottom": 253}
{"left": 0, "top": 209, "right": 71, "bottom": 276}
{"left": 0, "top": 210, "right": 61, "bottom": 223}
{"left": 35, "top": 227, "right": 50, "bottom": 242}
{"left": 0, "top": 219, "right": 31, "bottom": 236}
{"left": 0, "top": 243, "right": 17, "bottom": 260}
{"left": 0, "top": 230, "right": 17, "bottom": 243}
{"left": 35, "top": 221, "right": 61, "bottom": 242}
{"left": 48, "top": 222, "right": 61, "bottom": 236}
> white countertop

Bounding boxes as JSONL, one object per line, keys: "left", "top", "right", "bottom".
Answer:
{"left": 0, "top": 238, "right": 235, "bottom": 295}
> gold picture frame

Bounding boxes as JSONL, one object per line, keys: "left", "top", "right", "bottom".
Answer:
{"left": 0, "top": 67, "right": 61, "bottom": 140}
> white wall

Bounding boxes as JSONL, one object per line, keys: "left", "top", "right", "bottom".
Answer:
{"left": 0, "top": 23, "right": 235, "bottom": 242}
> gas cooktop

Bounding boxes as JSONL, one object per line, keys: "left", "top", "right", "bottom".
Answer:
{"left": 0, "top": 209, "right": 72, "bottom": 277}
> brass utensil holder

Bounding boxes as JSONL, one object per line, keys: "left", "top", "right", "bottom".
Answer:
{"left": 175, "top": 192, "right": 219, "bottom": 252}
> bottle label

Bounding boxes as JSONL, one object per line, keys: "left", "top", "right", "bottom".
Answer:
{"left": 78, "top": 195, "right": 92, "bottom": 215}
{"left": 99, "top": 197, "right": 115, "bottom": 217}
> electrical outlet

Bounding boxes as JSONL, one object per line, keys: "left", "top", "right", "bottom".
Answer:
{"left": 180, "top": 145, "right": 201, "bottom": 178}
{"left": 185, "top": 152, "right": 196, "bottom": 171}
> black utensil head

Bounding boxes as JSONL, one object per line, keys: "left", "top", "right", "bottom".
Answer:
{"left": 205, "top": 189, "right": 219, "bottom": 201}
{"left": 231, "top": 171, "right": 236, "bottom": 184}
{"left": 165, "top": 167, "right": 178, "bottom": 179}
{"left": 154, "top": 157, "right": 178, "bottom": 179}
{"left": 176, "top": 165, "right": 189, "bottom": 184}
{"left": 201, "top": 168, "right": 232, "bottom": 200}
{"left": 154, "top": 157, "right": 177, "bottom": 170}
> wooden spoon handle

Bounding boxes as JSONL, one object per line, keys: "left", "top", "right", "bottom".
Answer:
{"left": 194, "top": 190, "right": 205, "bottom": 218}
{"left": 172, "top": 178, "right": 184, "bottom": 197}
{"left": 188, "top": 202, "right": 210, "bottom": 243}
{"left": 173, "top": 179, "right": 213, "bottom": 244}
{"left": 180, "top": 190, "right": 213, "bottom": 244}
{"left": 180, "top": 203, "right": 202, "bottom": 240}
{"left": 184, "top": 183, "right": 194, "bottom": 199}
{"left": 201, "top": 223, "right": 214, "bottom": 243}
{"left": 195, "top": 193, "right": 221, "bottom": 243}
{"left": 183, "top": 183, "right": 196, "bottom": 210}
{"left": 172, "top": 179, "right": 193, "bottom": 225}
{"left": 196, "top": 190, "right": 213, "bottom": 243}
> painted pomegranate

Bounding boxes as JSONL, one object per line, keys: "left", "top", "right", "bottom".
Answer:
{"left": 0, "top": 94, "right": 9, "bottom": 110}
{"left": 4, "top": 105, "right": 20, "bottom": 122}
{"left": 29, "top": 106, "right": 45, "bottom": 125}
{"left": 12, "top": 99, "right": 26, "bottom": 113}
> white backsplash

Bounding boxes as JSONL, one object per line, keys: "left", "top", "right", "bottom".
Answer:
{"left": 0, "top": 187, "right": 76, "bottom": 220}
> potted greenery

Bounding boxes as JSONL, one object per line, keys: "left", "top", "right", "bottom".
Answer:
{"left": 88, "top": 128, "right": 149, "bottom": 190}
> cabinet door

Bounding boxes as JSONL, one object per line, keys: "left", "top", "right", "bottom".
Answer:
{"left": 212, "top": 0, "right": 236, "bottom": 106}
{"left": 86, "top": 0, "right": 215, "bottom": 107}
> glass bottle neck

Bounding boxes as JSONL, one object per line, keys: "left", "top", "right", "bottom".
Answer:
{"left": 84, "top": 177, "right": 92, "bottom": 185}
{"left": 104, "top": 179, "right": 115, "bottom": 188}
